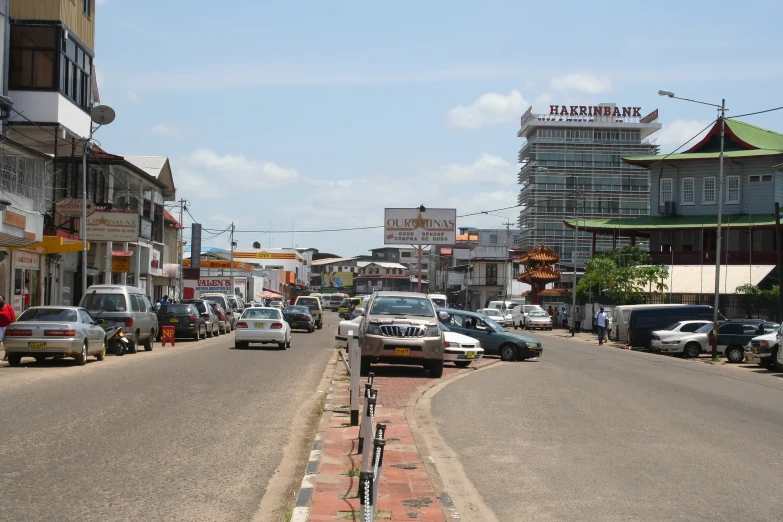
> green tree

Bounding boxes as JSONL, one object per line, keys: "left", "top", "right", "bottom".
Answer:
{"left": 577, "top": 245, "right": 669, "bottom": 304}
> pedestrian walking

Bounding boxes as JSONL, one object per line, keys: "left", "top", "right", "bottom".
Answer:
{"left": 0, "top": 295, "right": 16, "bottom": 361}
{"left": 595, "top": 306, "right": 608, "bottom": 345}
{"left": 574, "top": 306, "right": 582, "bottom": 332}
{"left": 560, "top": 307, "right": 568, "bottom": 329}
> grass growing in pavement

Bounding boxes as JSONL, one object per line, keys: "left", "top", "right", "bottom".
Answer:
{"left": 343, "top": 466, "right": 361, "bottom": 477}
{"left": 282, "top": 508, "right": 293, "bottom": 522}
{"left": 314, "top": 393, "right": 327, "bottom": 416}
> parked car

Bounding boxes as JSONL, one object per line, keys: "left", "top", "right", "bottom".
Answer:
{"left": 440, "top": 323, "right": 484, "bottom": 368}
{"left": 510, "top": 304, "right": 545, "bottom": 329}
{"left": 612, "top": 304, "right": 696, "bottom": 344}
{"left": 294, "top": 295, "right": 324, "bottom": 329}
{"left": 487, "top": 300, "right": 516, "bottom": 312}
{"left": 4, "top": 306, "right": 107, "bottom": 366}
{"left": 747, "top": 324, "right": 783, "bottom": 370}
{"left": 201, "top": 294, "right": 236, "bottom": 331}
{"left": 282, "top": 305, "right": 316, "bottom": 333}
{"left": 358, "top": 292, "right": 445, "bottom": 377}
{"left": 627, "top": 305, "right": 717, "bottom": 349}
{"left": 523, "top": 310, "right": 552, "bottom": 330}
{"left": 180, "top": 299, "right": 220, "bottom": 337}
{"left": 226, "top": 294, "right": 245, "bottom": 326}
{"left": 438, "top": 308, "right": 542, "bottom": 362}
{"left": 235, "top": 307, "right": 291, "bottom": 349}
{"left": 477, "top": 308, "right": 510, "bottom": 327}
{"left": 80, "top": 285, "right": 158, "bottom": 352}
{"left": 155, "top": 303, "right": 205, "bottom": 342}
{"left": 651, "top": 321, "right": 713, "bottom": 358}
{"left": 428, "top": 294, "right": 448, "bottom": 309}
{"left": 209, "top": 301, "right": 229, "bottom": 333}
{"left": 710, "top": 321, "right": 772, "bottom": 363}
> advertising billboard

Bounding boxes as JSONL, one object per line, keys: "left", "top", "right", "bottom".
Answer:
{"left": 384, "top": 208, "right": 457, "bottom": 245}
{"left": 191, "top": 224, "right": 202, "bottom": 269}
{"left": 322, "top": 271, "right": 354, "bottom": 288}
{"left": 86, "top": 211, "right": 139, "bottom": 242}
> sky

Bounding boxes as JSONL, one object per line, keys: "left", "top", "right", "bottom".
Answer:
{"left": 94, "top": 0, "right": 783, "bottom": 256}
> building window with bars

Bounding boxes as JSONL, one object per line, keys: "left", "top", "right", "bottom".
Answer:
{"left": 702, "top": 176, "right": 716, "bottom": 204}
{"left": 725, "top": 175, "right": 740, "bottom": 204}
{"left": 680, "top": 177, "right": 695, "bottom": 205}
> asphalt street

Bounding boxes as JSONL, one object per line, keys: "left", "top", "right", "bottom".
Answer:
{"left": 431, "top": 331, "right": 783, "bottom": 522}
{"left": 0, "top": 315, "right": 336, "bottom": 522}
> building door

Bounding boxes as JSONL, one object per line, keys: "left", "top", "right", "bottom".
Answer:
{"left": 14, "top": 268, "right": 39, "bottom": 312}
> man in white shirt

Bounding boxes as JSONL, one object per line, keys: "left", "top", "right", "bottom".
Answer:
{"left": 595, "top": 306, "right": 608, "bottom": 345}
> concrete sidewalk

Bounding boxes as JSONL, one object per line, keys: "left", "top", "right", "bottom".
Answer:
{"left": 304, "top": 357, "right": 497, "bottom": 522}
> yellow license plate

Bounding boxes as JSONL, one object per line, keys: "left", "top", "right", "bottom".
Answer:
{"left": 255, "top": 323, "right": 265, "bottom": 329}
{"left": 29, "top": 342, "right": 45, "bottom": 350}
{"left": 465, "top": 352, "right": 475, "bottom": 359}
{"left": 170, "top": 318, "right": 179, "bottom": 323}
{"left": 395, "top": 348, "right": 410, "bottom": 356}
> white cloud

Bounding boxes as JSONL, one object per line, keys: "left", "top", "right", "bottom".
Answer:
{"left": 550, "top": 73, "right": 612, "bottom": 94}
{"left": 439, "top": 154, "right": 518, "bottom": 185}
{"left": 653, "top": 119, "right": 713, "bottom": 153}
{"left": 127, "top": 91, "right": 139, "bottom": 103}
{"left": 151, "top": 123, "right": 182, "bottom": 138}
{"left": 447, "top": 90, "right": 527, "bottom": 129}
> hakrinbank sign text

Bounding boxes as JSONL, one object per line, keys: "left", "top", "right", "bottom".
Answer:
{"left": 86, "top": 211, "right": 139, "bottom": 242}
{"left": 384, "top": 208, "right": 456, "bottom": 245}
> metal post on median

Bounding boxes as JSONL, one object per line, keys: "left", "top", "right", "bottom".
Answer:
{"left": 358, "top": 384, "right": 375, "bottom": 454}
{"left": 348, "top": 335, "right": 361, "bottom": 426}
{"left": 360, "top": 394, "right": 376, "bottom": 471}
{"left": 372, "top": 423, "right": 386, "bottom": 507}
{"left": 359, "top": 470, "right": 374, "bottom": 522}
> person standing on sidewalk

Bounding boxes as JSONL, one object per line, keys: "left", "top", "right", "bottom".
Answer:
{"left": 595, "top": 306, "right": 608, "bottom": 345}
{"left": 0, "top": 295, "right": 16, "bottom": 360}
{"left": 560, "top": 307, "right": 568, "bottom": 329}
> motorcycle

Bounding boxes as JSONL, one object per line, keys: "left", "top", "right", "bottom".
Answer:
{"left": 103, "top": 324, "right": 130, "bottom": 356}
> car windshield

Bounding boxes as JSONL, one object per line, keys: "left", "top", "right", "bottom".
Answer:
{"left": 242, "top": 308, "right": 281, "bottom": 319}
{"left": 297, "top": 298, "right": 320, "bottom": 309}
{"left": 203, "top": 295, "right": 227, "bottom": 307}
{"left": 663, "top": 321, "right": 683, "bottom": 331}
{"left": 159, "top": 304, "right": 193, "bottom": 315}
{"left": 285, "top": 306, "right": 310, "bottom": 314}
{"left": 696, "top": 323, "right": 713, "bottom": 333}
{"left": 184, "top": 301, "right": 207, "bottom": 313}
{"left": 529, "top": 311, "right": 548, "bottom": 317}
{"left": 430, "top": 298, "right": 447, "bottom": 308}
{"left": 369, "top": 296, "right": 435, "bottom": 317}
{"left": 81, "top": 293, "right": 127, "bottom": 312}
{"left": 18, "top": 308, "right": 78, "bottom": 322}
{"left": 483, "top": 309, "right": 501, "bottom": 317}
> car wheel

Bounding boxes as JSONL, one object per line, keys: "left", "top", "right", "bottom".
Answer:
{"left": 144, "top": 331, "right": 154, "bottom": 351}
{"left": 286, "top": 337, "right": 291, "bottom": 348}
{"left": 8, "top": 354, "right": 22, "bottom": 367}
{"left": 684, "top": 342, "right": 701, "bottom": 359}
{"left": 428, "top": 359, "right": 444, "bottom": 378}
{"left": 278, "top": 341, "right": 287, "bottom": 350}
{"left": 75, "top": 342, "right": 88, "bottom": 366}
{"left": 234, "top": 341, "right": 247, "bottom": 349}
{"left": 193, "top": 330, "right": 200, "bottom": 342}
{"left": 500, "top": 344, "right": 517, "bottom": 362}
{"left": 96, "top": 343, "right": 106, "bottom": 361}
{"left": 207, "top": 326, "right": 213, "bottom": 338}
{"left": 454, "top": 361, "right": 471, "bottom": 368}
{"left": 360, "top": 358, "right": 371, "bottom": 376}
{"left": 725, "top": 345, "right": 745, "bottom": 364}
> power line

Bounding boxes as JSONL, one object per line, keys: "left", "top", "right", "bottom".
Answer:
{"left": 729, "top": 106, "right": 783, "bottom": 119}
{"left": 646, "top": 118, "right": 718, "bottom": 170}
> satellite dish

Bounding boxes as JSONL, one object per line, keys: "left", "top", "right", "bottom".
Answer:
{"left": 90, "top": 105, "right": 115, "bottom": 125}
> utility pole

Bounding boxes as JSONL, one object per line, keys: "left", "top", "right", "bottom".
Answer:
{"left": 230, "top": 222, "right": 236, "bottom": 296}
{"left": 571, "top": 175, "right": 580, "bottom": 337}
{"left": 502, "top": 221, "right": 512, "bottom": 304}
{"left": 178, "top": 198, "right": 186, "bottom": 301}
{"left": 711, "top": 99, "right": 726, "bottom": 361}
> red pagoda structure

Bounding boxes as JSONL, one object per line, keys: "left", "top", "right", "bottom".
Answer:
{"left": 518, "top": 245, "right": 562, "bottom": 305}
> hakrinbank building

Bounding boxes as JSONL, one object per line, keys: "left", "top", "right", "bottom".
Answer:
{"left": 516, "top": 103, "right": 661, "bottom": 265}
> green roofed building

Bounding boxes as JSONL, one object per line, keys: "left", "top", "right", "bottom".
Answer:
{"left": 564, "top": 118, "right": 783, "bottom": 273}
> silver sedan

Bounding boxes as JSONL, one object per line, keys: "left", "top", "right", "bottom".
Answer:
{"left": 4, "top": 306, "right": 107, "bottom": 366}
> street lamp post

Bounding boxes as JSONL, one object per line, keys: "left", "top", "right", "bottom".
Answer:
{"left": 658, "top": 90, "right": 725, "bottom": 361}
{"left": 82, "top": 105, "right": 116, "bottom": 299}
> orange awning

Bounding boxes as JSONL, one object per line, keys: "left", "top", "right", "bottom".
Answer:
{"left": 26, "top": 236, "right": 89, "bottom": 254}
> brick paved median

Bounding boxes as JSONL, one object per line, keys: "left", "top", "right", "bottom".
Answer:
{"left": 307, "top": 357, "right": 496, "bottom": 521}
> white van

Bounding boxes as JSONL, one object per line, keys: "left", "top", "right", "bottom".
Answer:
{"left": 611, "top": 304, "right": 688, "bottom": 343}
{"left": 487, "top": 300, "right": 516, "bottom": 312}
{"left": 428, "top": 294, "right": 448, "bottom": 309}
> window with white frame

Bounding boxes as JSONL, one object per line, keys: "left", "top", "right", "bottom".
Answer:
{"left": 703, "top": 176, "right": 716, "bottom": 204}
{"left": 659, "top": 178, "right": 673, "bottom": 203}
{"left": 725, "top": 175, "right": 740, "bottom": 204}
{"left": 490, "top": 234, "right": 498, "bottom": 244}
{"left": 681, "top": 177, "right": 695, "bottom": 205}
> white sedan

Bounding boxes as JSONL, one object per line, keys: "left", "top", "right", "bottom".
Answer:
{"left": 524, "top": 310, "right": 553, "bottom": 330}
{"left": 477, "top": 308, "right": 510, "bottom": 326}
{"left": 235, "top": 307, "right": 291, "bottom": 349}
{"left": 441, "top": 324, "right": 484, "bottom": 367}
{"left": 650, "top": 320, "right": 712, "bottom": 357}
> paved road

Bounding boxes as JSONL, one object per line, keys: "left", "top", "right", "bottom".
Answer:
{"left": 0, "top": 316, "right": 336, "bottom": 522}
{"left": 431, "top": 331, "right": 783, "bottom": 522}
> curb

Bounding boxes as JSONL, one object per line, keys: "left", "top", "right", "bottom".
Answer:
{"left": 290, "top": 375, "right": 337, "bottom": 522}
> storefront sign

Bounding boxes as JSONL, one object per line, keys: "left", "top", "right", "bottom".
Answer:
{"left": 549, "top": 105, "right": 642, "bottom": 118}
{"left": 571, "top": 251, "right": 591, "bottom": 267}
{"left": 55, "top": 198, "right": 95, "bottom": 218}
{"left": 256, "top": 251, "right": 273, "bottom": 259}
{"left": 194, "top": 277, "right": 232, "bottom": 292}
{"left": 447, "top": 273, "right": 463, "bottom": 286}
{"left": 384, "top": 208, "right": 457, "bottom": 245}
{"left": 191, "top": 224, "right": 202, "bottom": 269}
{"left": 13, "top": 250, "right": 40, "bottom": 270}
{"left": 3, "top": 210, "right": 26, "bottom": 229}
{"left": 322, "top": 271, "right": 354, "bottom": 288}
{"left": 86, "top": 211, "right": 139, "bottom": 242}
{"left": 520, "top": 105, "right": 534, "bottom": 125}
{"left": 112, "top": 256, "right": 131, "bottom": 272}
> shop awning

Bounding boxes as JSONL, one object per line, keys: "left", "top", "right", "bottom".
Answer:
{"left": 256, "top": 290, "right": 282, "bottom": 299}
{"left": 27, "top": 236, "right": 88, "bottom": 254}
{"left": 112, "top": 250, "right": 133, "bottom": 257}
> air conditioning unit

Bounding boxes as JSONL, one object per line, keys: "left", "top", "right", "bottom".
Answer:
{"left": 664, "top": 201, "right": 676, "bottom": 216}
